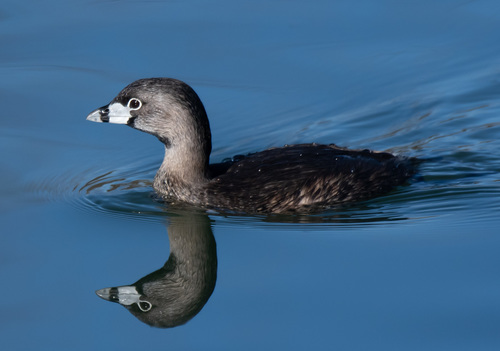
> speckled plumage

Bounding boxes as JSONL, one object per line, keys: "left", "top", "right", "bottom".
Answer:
{"left": 87, "top": 78, "right": 417, "bottom": 213}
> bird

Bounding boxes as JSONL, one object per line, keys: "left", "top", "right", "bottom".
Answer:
{"left": 87, "top": 78, "right": 417, "bottom": 213}
{"left": 96, "top": 212, "right": 217, "bottom": 328}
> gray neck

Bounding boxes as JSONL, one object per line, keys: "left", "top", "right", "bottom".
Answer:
{"left": 154, "top": 143, "right": 211, "bottom": 201}
{"left": 167, "top": 213, "right": 216, "bottom": 277}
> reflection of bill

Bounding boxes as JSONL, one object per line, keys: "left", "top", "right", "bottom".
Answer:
{"left": 96, "top": 211, "right": 217, "bottom": 328}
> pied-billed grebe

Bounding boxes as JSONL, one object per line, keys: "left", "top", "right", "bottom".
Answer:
{"left": 87, "top": 78, "right": 416, "bottom": 213}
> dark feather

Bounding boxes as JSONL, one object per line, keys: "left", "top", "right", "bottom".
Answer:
{"left": 203, "top": 143, "right": 416, "bottom": 213}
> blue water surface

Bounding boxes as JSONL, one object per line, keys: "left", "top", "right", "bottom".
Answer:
{"left": 1, "top": 0, "right": 500, "bottom": 350}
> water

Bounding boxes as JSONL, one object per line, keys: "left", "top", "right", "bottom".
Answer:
{"left": 1, "top": 0, "right": 500, "bottom": 349}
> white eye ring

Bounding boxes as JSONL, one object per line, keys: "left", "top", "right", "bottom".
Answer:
{"left": 138, "top": 300, "right": 152, "bottom": 312}
{"left": 128, "top": 98, "right": 142, "bottom": 110}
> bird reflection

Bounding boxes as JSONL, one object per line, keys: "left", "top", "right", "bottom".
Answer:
{"left": 96, "top": 211, "right": 217, "bottom": 328}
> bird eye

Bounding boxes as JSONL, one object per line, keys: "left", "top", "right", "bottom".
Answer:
{"left": 138, "top": 300, "right": 152, "bottom": 312}
{"left": 128, "top": 98, "right": 142, "bottom": 110}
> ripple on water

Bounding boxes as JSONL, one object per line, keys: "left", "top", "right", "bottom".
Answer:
{"left": 32, "top": 158, "right": 172, "bottom": 223}
{"left": 77, "top": 170, "right": 164, "bottom": 222}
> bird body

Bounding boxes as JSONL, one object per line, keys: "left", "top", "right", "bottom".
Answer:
{"left": 87, "top": 78, "right": 416, "bottom": 213}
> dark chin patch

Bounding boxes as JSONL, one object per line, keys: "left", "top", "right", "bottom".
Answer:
{"left": 158, "top": 136, "right": 171, "bottom": 148}
{"left": 127, "top": 117, "right": 137, "bottom": 127}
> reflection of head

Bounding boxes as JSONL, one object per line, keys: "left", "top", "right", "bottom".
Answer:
{"left": 96, "top": 213, "right": 217, "bottom": 328}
